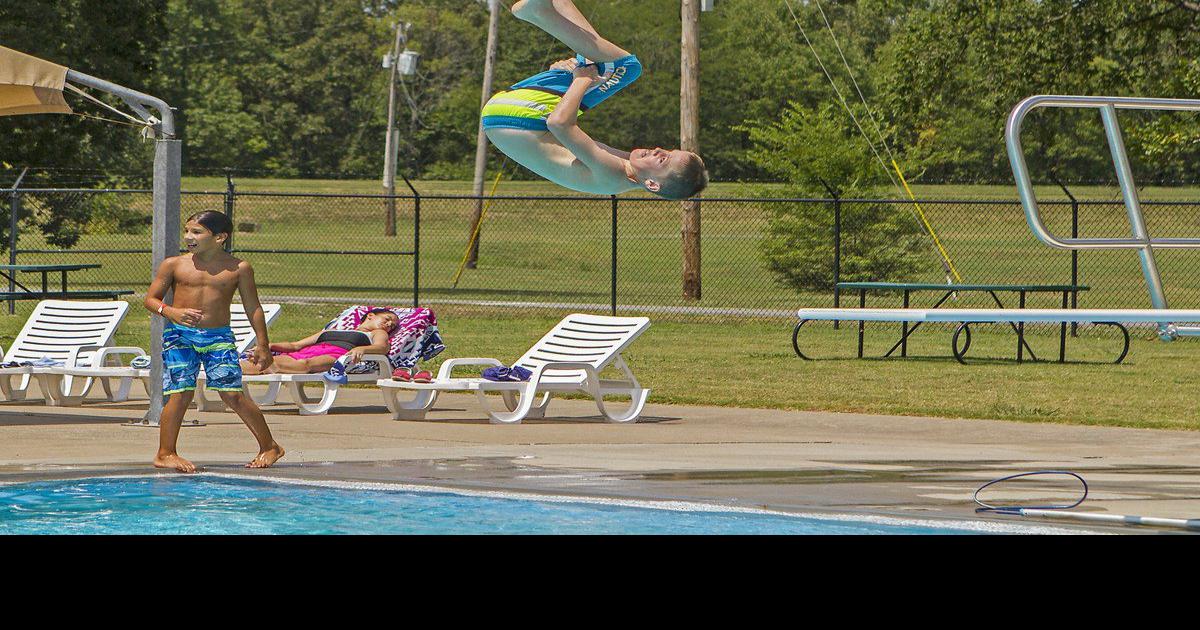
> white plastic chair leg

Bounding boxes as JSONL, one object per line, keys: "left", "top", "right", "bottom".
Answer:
{"left": 35, "top": 373, "right": 66, "bottom": 406}
{"left": 289, "top": 381, "right": 338, "bottom": 415}
{"left": 97, "top": 376, "right": 132, "bottom": 402}
{"left": 382, "top": 387, "right": 437, "bottom": 420}
{"left": 0, "top": 374, "right": 28, "bottom": 401}
{"left": 248, "top": 381, "right": 281, "bottom": 406}
{"left": 41, "top": 373, "right": 123, "bottom": 406}
{"left": 480, "top": 383, "right": 539, "bottom": 424}
{"left": 594, "top": 387, "right": 650, "bottom": 423}
{"left": 501, "top": 389, "right": 551, "bottom": 419}
{"left": 288, "top": 381, "right": 323, "bottom": 405}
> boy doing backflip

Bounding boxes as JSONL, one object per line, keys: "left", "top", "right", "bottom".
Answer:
{"left": 144, "top": 210, "right": 285, "bottom": 473}
{"left": 483, "top": 0, "right": 709, "bottom": 199}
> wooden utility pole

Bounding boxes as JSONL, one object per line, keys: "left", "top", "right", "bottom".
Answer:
{"left": 681, "top": 0, "right": 702, "bottom": 300}
{"left": 467, "top": 0, "right": 501, "bottom": 269}
{"left": 383, "top": 22, "right": 406, "bottom": 237}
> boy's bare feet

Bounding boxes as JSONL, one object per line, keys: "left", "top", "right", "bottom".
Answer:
{"left": 154, "top": 453, "right": 197, "bottom": 473}
{"left": 247, "top": 443, "right": 285, "bottom": 468}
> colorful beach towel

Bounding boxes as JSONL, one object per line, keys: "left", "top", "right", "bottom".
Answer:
{"left": 324, "top": 306, "right": 445, "bottom": 371}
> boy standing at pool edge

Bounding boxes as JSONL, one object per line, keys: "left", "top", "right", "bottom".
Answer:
{"left": 483, "top": 0, "right": 709, "bottom": 198}
{"left": 144, "top": 211, "right": 284, "bottom": 473}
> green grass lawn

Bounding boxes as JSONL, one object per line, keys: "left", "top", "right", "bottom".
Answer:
{"left": 1, "top": 299, "right": 1195, "bottom": 430}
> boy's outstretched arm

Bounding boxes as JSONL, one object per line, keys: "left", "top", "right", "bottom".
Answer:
{"left": 236, "top": 261, "right": 273, "bottom": 372}
{"left": 545, "top": 65, "right": 627, "bottom": 175}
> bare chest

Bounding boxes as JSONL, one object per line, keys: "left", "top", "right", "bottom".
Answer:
{"left": 174, "top": 263, "right": 240, "bottom": 293}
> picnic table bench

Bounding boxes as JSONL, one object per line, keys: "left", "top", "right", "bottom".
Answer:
{"left": 793, "top": 281, "right": 1114, "bottom": 364}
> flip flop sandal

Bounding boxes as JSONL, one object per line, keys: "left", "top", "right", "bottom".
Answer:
{"left": 411, "top": 370, "right": 433, "bottom": 384}
{"left": 392, "top": 368, "right": 413, "bottom": 382}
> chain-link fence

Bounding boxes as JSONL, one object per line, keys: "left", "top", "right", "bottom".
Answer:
{"left": 5, "top": 185, "right": 1199, "bottom": 329}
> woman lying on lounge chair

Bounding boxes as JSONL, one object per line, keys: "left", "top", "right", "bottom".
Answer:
{"left": 239, "top": 308, "right": 399, "bottom": 375}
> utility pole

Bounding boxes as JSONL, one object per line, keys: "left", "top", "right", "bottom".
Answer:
{"left": 467, "top": 0, "right": 501, "bottom": 269}
{"left": 681, "top": 0, "right": 702, "bottom": 299}
{"left": 382, "top": 22, "right": 409, "bottom": 236}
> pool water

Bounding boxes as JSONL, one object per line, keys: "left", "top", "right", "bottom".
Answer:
{"left": 0, "top": 475, "right": 996, "bottom": 535}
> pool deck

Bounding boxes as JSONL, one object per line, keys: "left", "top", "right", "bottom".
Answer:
{"left": 1, "top": 382, "right": 1198, "bottom": 532}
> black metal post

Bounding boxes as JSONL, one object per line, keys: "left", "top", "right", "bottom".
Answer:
{"left": 833, "top": 195, "right": 841, "bottom": 329}
{"left": 401, "top": 174, "right": 420, "bottom": 307}
{"left": 1070, "top": 197, "right": 1079, "bottom": 337}
{"left": 224, "top": 169, "right": 236, "bottom": 253}
{"left": 1056, "top": 178, "right": 1079, "bottom": 337}
{"left": 611, "top": 195, "right": 618, "bottom": 316}
{"left": 8, "top": 189, "right": 17, "bottom": 315}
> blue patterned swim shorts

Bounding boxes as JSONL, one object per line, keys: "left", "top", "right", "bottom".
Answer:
{"left": 162, "top": 323, "right": 242, "bottom": 394}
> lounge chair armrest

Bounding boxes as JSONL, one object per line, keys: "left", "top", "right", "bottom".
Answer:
{"left": 529, "top": 361, "right": 601, "bottom": 385}
{"left": 65, "top": 344, "right": 103, "bottom": 368}
{"left": 436, "top": 358, "right": 506, "bottom": 380}
{"left": 359, "top": 353, "right": 393, "bottom": 376}
{"left": 95, "top": 346, "right": 149, "bottom": 367}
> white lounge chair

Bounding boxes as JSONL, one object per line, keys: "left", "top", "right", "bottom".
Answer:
{"left": 203, "top": 351, "right": 393, "bottom": 416}
{"left": 0, "top": 300, "right": 130, "bottom": 405}
{"left": 378, "top": 313, "right": 651, "bottom": 424}
{"left": 46, "top": 303, "right": 281, "bottom": 406}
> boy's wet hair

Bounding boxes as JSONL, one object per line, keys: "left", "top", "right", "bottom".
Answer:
{"left": 655, "top": 152, "right": 709, "bottom": 201}
{"left": 187, "top": 210, "right": 234, "bottom": 239}
{"left": 366, "top": 308, "right": 394, "bottom": 317}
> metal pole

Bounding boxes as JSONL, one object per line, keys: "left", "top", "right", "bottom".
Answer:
{"left": 1100, "top": 105, "right": 1168, "bottom": 316}
{"left": 611, "top": 195, "right": 618, "bottom": 316}
{"left": 400, "top": 174, "right": 421, "bottom": 308}
{"left": 59, "top": 70, "right": 180, "bottom": 423}
{"left": 224, "top": 169, "right": 235, "bottom": 253}
{"left": 144, "top": 137, "right": 182, "bottom": 426}
{"left": 1069, "top": 190, "right": 1079, "bottom": 337}
{"left": 8, "top": 189, "right": 18, "bottom": 315}
{"left": 383, "top": 23, "right": 405, "bottom": 238}
{"left": 468, "top": 0, "right": 501, "bottom": 269}
{"left": 833, "top": 195, "right": 841, "bottom": 329}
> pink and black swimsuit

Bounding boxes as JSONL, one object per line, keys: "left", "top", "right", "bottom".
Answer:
{"left": 283, "top": 330, "right": 372, "bottom": 361}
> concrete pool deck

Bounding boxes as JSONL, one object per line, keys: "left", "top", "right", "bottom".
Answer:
{"left": 0, "top": 382, "right": 1197, "bottom": 532}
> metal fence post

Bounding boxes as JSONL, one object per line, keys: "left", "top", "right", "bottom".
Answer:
{"left": 400, "top": 174, "right": 420, "bottom": 307}
{"left": 224, "top": 169, "right": 236, "bottom": 253}
{"left": 611, "top": 195, "right": 618, "bottom": 316}
{"left": 833, "top": 194, "right": 842, "bottom": 329}
{"left": 1056, "top": 178, "right": 1079, "bottom": 337}
{"left": 1070, "top": 196, "right": 1079, "bottom": 337}
{"left": 8, "top": 189, "right": 18, "bottom": 315}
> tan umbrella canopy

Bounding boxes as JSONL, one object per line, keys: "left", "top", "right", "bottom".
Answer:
{"left": 0, "top": 45, "right": 73, "bottom": 116}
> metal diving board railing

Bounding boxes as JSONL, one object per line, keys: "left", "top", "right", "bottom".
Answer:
{"left": 1005, "top": 94, "right": 1200, "bottom": 340}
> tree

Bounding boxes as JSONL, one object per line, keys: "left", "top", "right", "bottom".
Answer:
{"left": 0, "top": 0, "right": 165, "bottom": 251}
{"left": 739, "top": 103, "right": 930, "bottom": 290}
{"left": 877, "top": 0, "right": 1200, "bottom": 182}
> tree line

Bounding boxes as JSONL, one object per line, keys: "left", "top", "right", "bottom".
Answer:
{"left": 3, "top": 0, "right": 1199, "bottom": 188}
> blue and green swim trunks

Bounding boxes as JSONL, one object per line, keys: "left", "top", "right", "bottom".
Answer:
{"left": 161, "top": 322, "right": 242, "bottom": 395}
{"left": 481, "top": 54, "right": 643, "bottom": 131}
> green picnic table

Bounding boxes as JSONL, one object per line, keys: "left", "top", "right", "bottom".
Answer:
{"left": 798, "top": 281, "right": 1091, "bottom": 362}
{"left": 0, "top": 263, "right": 133, "bottom": 312}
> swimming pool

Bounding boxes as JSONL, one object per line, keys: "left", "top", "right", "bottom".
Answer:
{"left": 0, "top": 474, "right": 1066, "bottom": 535}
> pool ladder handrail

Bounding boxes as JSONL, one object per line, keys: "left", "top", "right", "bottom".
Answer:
{"left": 1006, "top": 94, "right": 1200, "bottom": 340}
